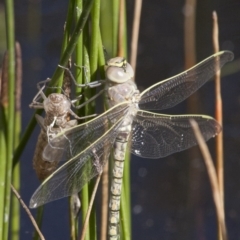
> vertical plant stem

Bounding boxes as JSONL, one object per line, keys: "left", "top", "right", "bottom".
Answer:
{"left": 184, "top": 0, "right": 196, "bottom": 69}
{"left": 12, "top": 111, "right": 40, "bottom": 167}
{"left": 59, "top": 1, "right": 81, "bottom": 239}
{"left": 130, "top": 0, "right": 142, "bottom": 74}
{"left": 90, "top": 0, "right": 101, "bottom": 81}
{"left": 121, "top": 155, "right": 131, "bottom": 240}
{"left": 74, "top": 1, "right": 83, "bottom": 235}
{"left": 97, "top": 32, "right": 109, "bottom": 240}
{"left": 112, "top": 0, "right": 120, "bottom": 57}
{"left": 3, "top": 0, "right": 15, "bottom": 238}
{"left": 88, "top": 182, "right": 97, "bottom": 240}
{"left": 0, "top": 52, "right": 8, "bottom": 239}
{"left": 0, "top": 108, "right": 7, "bottom": 238}
{"left": 81, "top": 28, "right": 91, "bottom": 240}
{"left": 58, "top": 0, "right": 76, "bottom": 92}
{"left": 99, "top": 1, "right": 112, "bottom": 58}
{"left": 117, "top": 1, "right": 131, "bottom": 239}
{"left": 50, "top": 0, "right": 95, "bottom": 87}
{"left": 11, "top": 42, "right": 22, "bottom": 240}
{"left": 80, "top": 174, "right": 102, "bottom": 240}
{"left": 81, "top": 184, "right": 90, "bottom": 240}
{"left": 212, "top": 11, "right": 224, "bottom": 240}
{"left": 12, "top": 0, "right": 95, "bottom": 170}
{"left": 120, "top": 182, "right": 131, "bottom": 240}
{"left": 83, "top": 2, "right": 102, "bottom": 239}
{"left": 75, "top": 0, "right": 84, "bottom": 94}
{"left": 117, "top": 0, "right": 125, "bottom": 57}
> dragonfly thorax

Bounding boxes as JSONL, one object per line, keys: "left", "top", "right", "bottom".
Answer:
{"left": 106, "top": 79, "right": 139, "bottom": 108}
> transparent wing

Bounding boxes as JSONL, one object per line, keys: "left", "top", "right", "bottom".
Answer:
{"left": 42, "top": 102, "right": 129, "bottom": 163}
{"left": 29, "top": 117, "right": 123, "bottom": 208}
{"left": 139, "top": 51, "right": 233, "bottom": 110}
{"left": 42, "top": 142, "right": 66, "bottom": 163}
{"left": 130, "top": 110, "right": 221, "bottom": 158}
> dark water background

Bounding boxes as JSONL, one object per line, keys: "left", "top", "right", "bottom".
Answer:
{"left": 10, "top": 0, "right": 240, "bottom": 239}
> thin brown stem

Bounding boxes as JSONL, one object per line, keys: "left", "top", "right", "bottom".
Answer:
{"left": 0, "top": 52, "right": 9, "bottom": 107}
{"left": 80, "top": 174, "right": 102, "bottom": 240}
{"left": 10, "top": 184, "right": 45, "bottom": 240}
{"left": 184, "top": 0, "right": 196, "bottom": 69}
{"left": 15, "top": 42, "right": 22, "bottom": 112}
{"left": 190, "top": 119, "right": 228, "bottom": 240}
{"left": 130, "top": 0, "right": 142, "bottom": 76}
{"left": 117, "top": 0, "right": 125, "bottom": 57}
{"left": 100, "top": 162, "right": 109, "bottom": 240}
{"left": 212, "top": 11, "right": 224, "bottom": 240}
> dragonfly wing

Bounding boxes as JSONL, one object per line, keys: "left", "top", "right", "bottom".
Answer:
{"left": 29, "top": 116, "right": 124, "bottom": 208}
{"left": 130, "top": 110, "right": 221, "bottom": 158}
{"left": 42, "top": 102, "right": 129, "bottom": 163}
{"left": 139, "top": 51, "right": 233, "bottom": 110}
{"left": 43, "top": 135, "right": 67, "bottom": 162}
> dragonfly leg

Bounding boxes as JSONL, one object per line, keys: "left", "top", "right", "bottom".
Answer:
{"left": 68, "top": 108, "right": 97, "bottom": 120}
{"left": 58, "top": 64, "right": 105, "bottom": 88}
{"left": 36, "top": 78, "right": 51, "bottom": 91}
{"left": 71, "top": 89, "right": 104, "bottom": 110}
{"left": 29, "top": 80, "right": 49, "bottom": 108}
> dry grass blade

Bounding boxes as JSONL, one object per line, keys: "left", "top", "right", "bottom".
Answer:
{"left": 184, "top": 0, "right": 196, "bottom": 69}
{"left": 130, "top": 0, "right": 142, "bottom": 75}
{"left": 213, "top": 11, "right": 224, "bottom": 240}
{"left": 80, "top": 173, "right": 102, "bottom": 240}
{"left": 100, "top": 162, "right": 108, "bottom": 240}
{"left": 11, "top": 184, "right": 45, "bottom": 240}
{"left": 190, "top": 119, "right": 228, "bottom": 240}
{"left": 118, "top": 0, "right": 125, "bottom": 57}
{"left": 212, "top": 10, "right": 224, "bottom": 199}
{"left": 212, "top": 11, "right": 220, "bottom": 53}
{"left": 0, "top": 51, "right": 9, "bottom": 107}
{"left": 15, "top": 42, "right": 22, "bottom": 112}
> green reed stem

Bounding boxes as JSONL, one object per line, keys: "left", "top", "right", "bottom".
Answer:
{"left": 0, "top": 105, "right": 7, "bottom": 239}
{"left": 3, "top": 0, "right": 15, "bottom": 238}
{"left": 121, "top": 9, "right": 131, "bottom": 237}
{"left": 87, "top": 1, "right": 101, "bottom": 239}
{"left": 68, "top": 0, "right": 82, "bottom": 239}
{"left": 11, "top": 41, "right": 22, "bottom": 240}
{"left": 50, "top": 0, "right": 95, "bottom": 88}
{"left": 121, "top": 180, "right": 131, "bottom": 240}
{"left": 81, "top": 27, "right": 91, "bottom": 240}
{"left": 12, "top": 0, "right": 95, "bottom": 169}
{"left": 11, "top": 112, "right": 21, "bottom": 240}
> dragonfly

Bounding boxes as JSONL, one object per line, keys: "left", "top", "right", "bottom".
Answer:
{"left": 29, "top": 51, "right": 233, "bottom": 240}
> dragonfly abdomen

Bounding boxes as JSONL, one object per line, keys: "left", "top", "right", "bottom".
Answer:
{"left": 109, "top": 134, "right": 130, "bottom": 240}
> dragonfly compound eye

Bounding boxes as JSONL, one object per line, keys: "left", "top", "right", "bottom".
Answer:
{"left": 105, "top": 57, "right": 134, "bottom": 83}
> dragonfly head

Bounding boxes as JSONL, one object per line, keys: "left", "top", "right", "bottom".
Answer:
{"left": 105, "top": 57, "right": 134, "bottom": 83}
